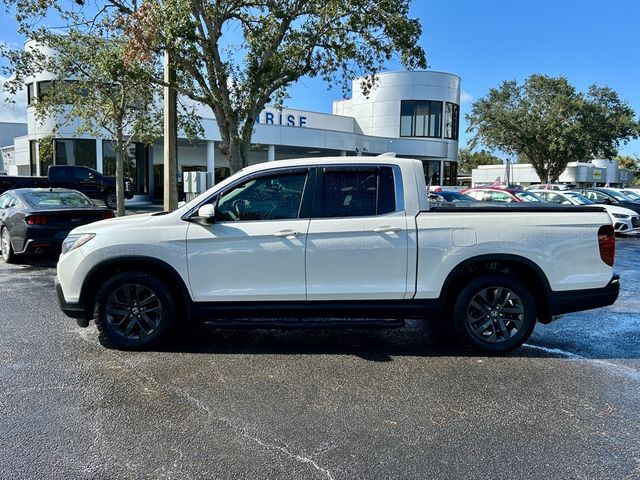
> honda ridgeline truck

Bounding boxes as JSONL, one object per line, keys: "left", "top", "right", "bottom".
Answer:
{"left": 55, "top": 156, "right": 620, "bottom": 353}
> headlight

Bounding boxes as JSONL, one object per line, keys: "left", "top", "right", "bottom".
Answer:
{"left": 612, "top": 213, "right": 630, "bottom": 219}
{"left": 61, "top": 233, "right": 95, "bottom": 255}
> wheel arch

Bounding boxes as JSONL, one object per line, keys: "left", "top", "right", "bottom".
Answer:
{"left": 80, "top": 256, "right": 193, "bottom": 324}
{"left": 441, "top": 254, "right": 552, "bottom": 324}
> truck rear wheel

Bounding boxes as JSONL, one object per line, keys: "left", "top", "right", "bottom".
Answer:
{"left": 94, "top": 272, "right": 176, "bottom": 349}
{"left": 453, "top": 273, "right": 536, "bottom": 354}
{"left": 104, "top": 191, "right": 117, "bottom": 210}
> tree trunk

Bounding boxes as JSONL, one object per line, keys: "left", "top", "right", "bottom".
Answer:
{"left": 115, "top": 135, "right": 126, "bottom": 218}
{"left": 163, "top": 50, "right": 178, "bottom": 211}
{"left": 226, "top": 138, "right": 245, "bottom": 174}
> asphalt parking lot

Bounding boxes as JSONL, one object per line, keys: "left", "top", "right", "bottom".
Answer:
{"left": 0, "top": 237, "right": 638, "bottom": 479}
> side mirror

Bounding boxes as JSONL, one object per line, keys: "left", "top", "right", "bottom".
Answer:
{"left": 88, "top": 172, "right": 95, "bottom": 179}
{"left": 193, "top": 204, "right": 216, "bottom": 224}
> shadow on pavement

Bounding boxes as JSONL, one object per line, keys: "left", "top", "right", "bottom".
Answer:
{"left": 127, "top": 319, "right": 638, "bottom": 362}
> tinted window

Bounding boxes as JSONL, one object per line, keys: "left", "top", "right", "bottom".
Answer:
{"left": 0, "top": 194, "right": 9, "bottom": 209}
{"left": 23, "top": 191, "right": 92, "bottom": 208}
{"left": 489, "top": 191, "right": 514, "bottom": 202}
{"left": 216, "top": 172, "right": 307, "bottom": 221}
{"left": 320, "top": 167, "right": 396, "bottom": 218}
{"left": 621, "top": 190, "right": 640, "bottom": 201}
{"left": 514, "top": 191, "right": 543, "bottom": 202}
{"left": 604, "top": 190, "right": 628, "bottom": 202}
{"left": 564, "top": 192, "right": 593, "bottom": 205}
{"left": 439, "top": 191, "right": 475, "bottom": 202}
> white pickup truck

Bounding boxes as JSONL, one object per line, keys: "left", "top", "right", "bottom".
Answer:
{"left": 55, "top": 156, "right": 620, "bottom": 353}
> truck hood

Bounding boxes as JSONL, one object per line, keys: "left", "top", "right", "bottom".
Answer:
{"left": 70, "top": 212, "right": 157, "bottom": 234}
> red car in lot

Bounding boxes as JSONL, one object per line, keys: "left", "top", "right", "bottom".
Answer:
{"left": 462, "top": 186, "right": 545, "bottom": 203}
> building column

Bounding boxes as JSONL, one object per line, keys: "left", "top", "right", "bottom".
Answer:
{"left": 267, "top": 144, "right": 275, "bottom": 162}
{"left": 439, "top": 160, "right": 445, "bottom": 186}
{"left": 95, "top": 139, "right": 103, "bottom": 173}
{"left": 207, "top": 140, "right": 216, "bottom": 185}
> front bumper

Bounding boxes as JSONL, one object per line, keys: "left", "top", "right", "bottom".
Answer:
{"left": 55, "top": 275, "right": 89, "bottom": 327}
{"left": 549, "top": 274, "right": 620, "bottom": 315}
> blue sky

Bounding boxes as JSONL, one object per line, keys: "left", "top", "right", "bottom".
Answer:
{"left": 2, "top": 0, "right": 639, "bottom": 155}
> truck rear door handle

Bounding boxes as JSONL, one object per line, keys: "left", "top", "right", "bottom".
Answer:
{"left": 374, "top": 226, "right": 402, "bottom": 233}
{"left": 273, "top": 229, "right": 301, "bottom": 238}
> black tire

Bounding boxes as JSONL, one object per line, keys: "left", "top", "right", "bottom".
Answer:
{"left": 95, "top": 272, "right": 177, "bottom": 349}
{"left": 1, "top": 227, "right": 16, "bottom": 264}
{"left": 452, "top": 273, "right": 537, "bottom": 354}
{"left": 104, "top": 191, "right": 117, "bottom": 210}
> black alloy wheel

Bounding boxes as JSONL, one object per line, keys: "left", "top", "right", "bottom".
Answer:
{"left": 104, "top": 191, "right": 117, "bottom": 210}
{"left": 453, "top": 273, "right": 536, "bottom": 353}
{"left": 1, "top": 227, "right": 16, "bottom": 264}
{"left": 95, "top": 272, "right": 176, "bottom": 349}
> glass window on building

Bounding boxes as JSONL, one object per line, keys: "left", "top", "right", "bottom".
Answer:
{"left": 29, "top": 140, "right": 37, "bottom": 175}
{"left": 37, "top": 80, "right": 52, "bottom": 99}
{"left": 27, "top": 83, "right": 35, "bottom": 106}
{"left": 443, "top": 161, "right": 458, "bottom": 186}
{"left": 38, "top": 139, "right": 54, "bottom": 176}
{"left": 400, "top": 101, "right": 443, "bottom": 138}
{"left": 444, "top": 102, "right": 459, "bottom": 140}
{"left": 422, "top": 160, "right": 441, "bottom": 187}
{"left": 400, "top": 101, "right": 414, "bottom": 137}
{"left": 54, "top": 139, "right": 97, "bottom": 169}
{"left": 103, "top": 141, "right": 149, "bottom": 194}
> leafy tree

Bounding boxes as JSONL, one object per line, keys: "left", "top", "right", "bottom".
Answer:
{"left": 122, "top": 0, "right": 427, "bottom": 173}
{"left": 457, "top": 147, "right": 503, "bottom": 173}
{"left": 1, "top": 12, "right": 201, "bottom": 215}
{"left": 466, "top": 74, "right": 640, "bottom": 183}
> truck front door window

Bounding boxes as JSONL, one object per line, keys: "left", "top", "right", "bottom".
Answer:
{"left": 216, "top": 172, "right": 307, "bottom": 221}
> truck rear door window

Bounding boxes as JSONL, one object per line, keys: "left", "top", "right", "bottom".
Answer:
{"left": 320, "top": 167, "right": 395, "bottom": 217}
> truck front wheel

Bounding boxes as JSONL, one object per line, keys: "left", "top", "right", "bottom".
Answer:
{"left": 94, "top": 272, "right": 177, "bottom": 349}
{"left": 453, "top": 273, "right": 536, "bottom": 354}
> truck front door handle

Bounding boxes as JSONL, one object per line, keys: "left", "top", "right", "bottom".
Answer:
{"left": 374, "top": 226, "right": 402, "bottom": 234}
{"left": 273, "top": 229, "right": 301, "bottom": 238}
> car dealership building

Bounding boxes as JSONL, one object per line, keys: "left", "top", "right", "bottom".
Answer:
{"left": 2, "top": 61, "right": 462, "bottom": 202}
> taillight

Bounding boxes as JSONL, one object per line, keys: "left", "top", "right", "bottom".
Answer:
{"left": 598, "top": 225, "right": 615, "bottom": 267}
{"left": 101, "top": 212, "right": 114, "bottom": 219}
{"left": 25, "top": 215, "right": 48, "bottom": 225}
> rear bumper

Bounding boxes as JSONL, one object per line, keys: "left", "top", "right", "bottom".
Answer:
{"left": 55, "top": 275, "right": 89, "bottom": 327}
{"left": 549, "top": 274, "right": 620, "bottom": 315}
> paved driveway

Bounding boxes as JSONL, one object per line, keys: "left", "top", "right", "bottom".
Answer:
{"left": 1, "top": 238, "right": 638, "bottom": 479}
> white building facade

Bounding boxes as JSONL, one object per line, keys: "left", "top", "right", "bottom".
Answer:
{"left": 472, "top": 159, "right": 635, "bottom": 187}
{"left": 7, "top": 49, "right": 461, "bottom": 201}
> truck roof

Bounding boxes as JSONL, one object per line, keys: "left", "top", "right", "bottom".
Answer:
{"left": 236, "top": 155, "right": 423, "bottom": 175}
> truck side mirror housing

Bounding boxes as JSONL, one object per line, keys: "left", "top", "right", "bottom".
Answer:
{"left": 193, "top": 204, "right": 216, "bottom": 224}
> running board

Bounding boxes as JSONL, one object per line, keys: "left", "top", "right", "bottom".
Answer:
{"left": 202, "top": 318, "right": 406, "bottom": 329}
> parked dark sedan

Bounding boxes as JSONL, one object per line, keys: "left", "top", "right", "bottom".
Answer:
{"left": 0, "top": 188, "right": 113, "bottom": 263}
{"left": 574, "top": 188, "right": 640, "bottom": 215}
